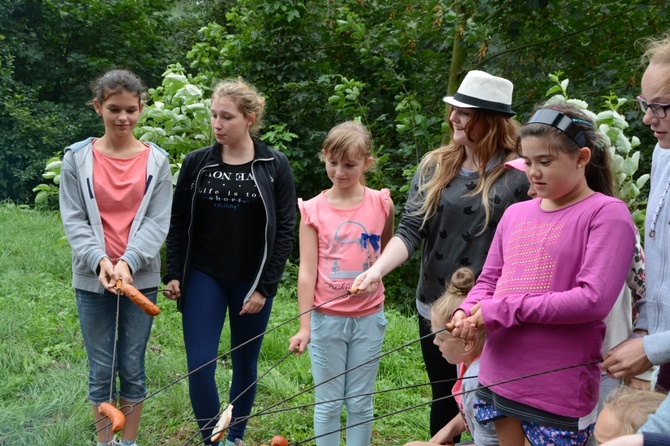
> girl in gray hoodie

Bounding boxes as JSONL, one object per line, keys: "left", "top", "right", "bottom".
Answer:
{"left": 59, "top": 69, "right": 172, "bottom": 446}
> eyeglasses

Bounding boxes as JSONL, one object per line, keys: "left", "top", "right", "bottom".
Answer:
{"left": 637, "top": 95, "right": 670, "bottom": 119}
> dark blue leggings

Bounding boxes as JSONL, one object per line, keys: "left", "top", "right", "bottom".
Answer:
{"left": 182, "top": 269, "right": 273, "bottom": 444}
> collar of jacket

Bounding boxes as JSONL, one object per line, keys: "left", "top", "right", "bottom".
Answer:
{"left": 205, "top": 137, "right": 275, "bottom": 164}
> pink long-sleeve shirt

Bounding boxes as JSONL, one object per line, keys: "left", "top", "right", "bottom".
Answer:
{"left": 460, "top": 193, "right": 635, "bottom": 422}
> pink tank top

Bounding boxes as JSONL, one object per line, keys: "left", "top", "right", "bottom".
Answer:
{"left": 299, "top": 187, "right": 390, "bottom": 316}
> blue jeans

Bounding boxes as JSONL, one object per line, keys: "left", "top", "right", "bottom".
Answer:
{"left": 309, "top": 310, "right": 388, "bottom": 446}
{"left": 76, "top": 288, "right": 156, "bottom": 404}
{"left": 182, "top": 269, "right": 273, "bottom": 444}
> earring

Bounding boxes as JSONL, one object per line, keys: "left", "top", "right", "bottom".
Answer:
{"left": 578, "top": 164, "right": 582, "bottom": 169}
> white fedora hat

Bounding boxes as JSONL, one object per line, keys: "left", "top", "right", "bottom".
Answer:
{"left": 443, "top": 70, "right": 515, "bottom": 117}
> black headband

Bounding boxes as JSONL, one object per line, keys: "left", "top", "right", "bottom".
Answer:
{"left": 527, "top": 109, "right": 588, "bottom": 147}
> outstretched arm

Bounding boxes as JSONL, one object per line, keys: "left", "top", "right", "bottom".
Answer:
{"left": 351, "top": 236, "right": 408, "bottom": 294}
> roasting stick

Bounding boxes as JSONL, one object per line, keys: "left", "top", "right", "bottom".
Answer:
{"left": 184, "top": 289, "right": 359, "bottom": 445}
{"left": 95, "top": 280, "right": 161, "bottom": 436}
{"left": 96, "top": 288, "right": 126, "bottom": 438}
{"left": 90, "top": 288, "right": 360, "bottom": 445}
{"left": 242, "top": 326, "right": 438, "bottom": 425}
{"left": 206, "top": 350, "right": 296, "bottom": 444}
{"left": 209, "top": 354, "right": 600, "bottom": 446}
{"left": 101, "top": 290, "right": 599, "bottom": 446}
{"left": 239, "top": 376, "right": 478, "bottom": 419}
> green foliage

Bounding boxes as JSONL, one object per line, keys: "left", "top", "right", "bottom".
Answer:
{"left": 32, "top": 156, "right": 62, "bottom": 208}
{"left": 0, "top": 89, "right": 87, "bottom": 203}
{"left": 23, "top": 0, "right": 669, "bottom": 310}
{"left": 0, "top": 0, "right": 214, "bottom": 202}
{"left": 137, "top": 63, "right": 214, "bottom": 160}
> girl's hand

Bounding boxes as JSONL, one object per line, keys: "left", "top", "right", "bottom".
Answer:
{"left": 113, "top": 260, "right": 132, "bottom": 286}
{"left": 98, "top": 257, "right": 118, "bottom": 293}
{"left": 467, "top": 302, "right": 484, "bottom": 328}
{"left": 451, "top": 304, "right": 484, "bottom": 341}
{"left": 602, "top": 337, "right": 653, "bottom": 379}
{"left": 288, "top": 328, "right": 310, "bottom": 356}
{"left": 163, "top": 280, "right": 181, "bottom": 300}
{"left": 351, "top": 269, "right": 382, "bottom": 295}
{"left": 429, "top": 415, "right": 462, "bottom": 445}
{"left": 450, "top": 309, "right": 471, "bottom": 339}
{"left": 240, "top": 291, "right": 266, "bottom": 315}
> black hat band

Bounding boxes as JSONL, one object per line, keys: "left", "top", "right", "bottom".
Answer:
{"left": 452, "top": 92, "right": 515, "bottom": 116}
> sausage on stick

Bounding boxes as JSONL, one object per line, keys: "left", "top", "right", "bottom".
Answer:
{"left": 98, "top": 402, "right": 125, "bottom": 433}
{"left": 115, "top": 279, "right": 160, "bottom": 316}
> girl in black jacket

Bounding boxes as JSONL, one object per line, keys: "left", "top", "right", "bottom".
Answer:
{"left": 163, "top": 78, "right": 296, "bottom": 446}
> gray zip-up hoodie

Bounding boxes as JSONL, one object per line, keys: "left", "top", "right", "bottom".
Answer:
{"left": 59, "top": 137, "right": 173, "bottom": 292}
{"left": 637, "top": 143, "right": 670, "bottom": 365}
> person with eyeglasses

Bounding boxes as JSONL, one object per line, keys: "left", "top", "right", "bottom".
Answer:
{"left": 603, "top": 34, "right": 670, "bottom": 400}
{"left": 637, "top": 96, "right": 670, "bottom": 125}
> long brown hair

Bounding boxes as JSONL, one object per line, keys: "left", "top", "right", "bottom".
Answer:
{"left": 415, "top": 109, "right": 519, "bottom": 230}
{"left": 89, "top": 69, "right": 146, "bottom": 105}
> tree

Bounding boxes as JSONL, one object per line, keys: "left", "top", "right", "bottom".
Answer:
{"left": 132, "top": 0, "right": 670, "bottom": 308}
{"left": 0, "top": 0, "right": 213, "bottom": 201}
{"left": 28, "top": 0, "right": 667, "bottom": 309}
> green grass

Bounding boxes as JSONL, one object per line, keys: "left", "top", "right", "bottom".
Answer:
{"left": 0, "top": 202, "right": 434, "bottom": 445}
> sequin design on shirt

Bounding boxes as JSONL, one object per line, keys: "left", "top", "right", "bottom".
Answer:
{"left": 494, "top": 220, "right": 565, "bottom": 299}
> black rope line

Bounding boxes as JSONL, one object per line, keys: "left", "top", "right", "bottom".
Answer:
{"left": 234, "top": 376, "right": 476, "bottom": 421}
{"left": 186, "top": 349, "right": 297, "bottom": 446}
{"left": 110, "top": 290, "right": 354, "bottom": 445}
{"left": 92, "top": 312, "right": 602, "bottom": 446}
{"left": 292, "top": 359, "right": 601, "bottom": 445}
{"left": 179, "top": 302, "right": 431, "bottom": 445}
{"left": 244, "top": 328, "right": 437, "bottom": 424}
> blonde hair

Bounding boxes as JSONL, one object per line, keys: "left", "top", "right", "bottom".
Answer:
{"left": 321, "top": 121, "right": 373, "bottom": 185}
{"left": 431, "top": 268, "right": 485, "bottom": 353}
{"left": 603, "top": 386, "right": 666, "bottom": 434}
{"left": 640, "top": 34, "right": 670, "bottom": 97}
{"left": 212, "top": 77, "right": 266, "bottom": 135}
{"left": 415, "top": 110, "right": 519, "bottom": 232}
{"left": 641, "top": 34, "right": 670, "bottom": 66}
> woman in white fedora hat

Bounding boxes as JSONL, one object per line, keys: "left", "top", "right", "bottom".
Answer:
{"left": 353, "top": 70, "right": 530, "bottom": 441}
